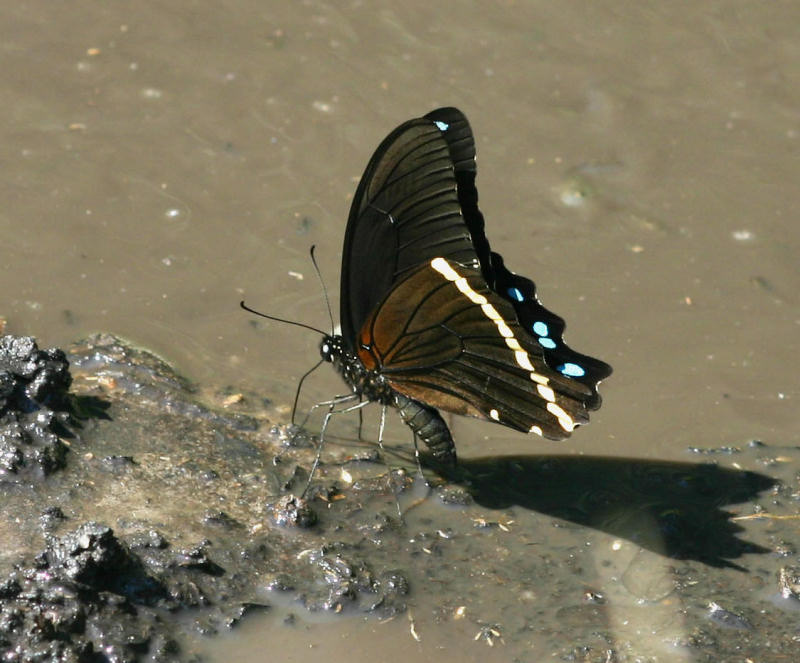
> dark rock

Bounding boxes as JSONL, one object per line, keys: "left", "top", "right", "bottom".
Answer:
{"left": 39, "top": 506, "right": 67, "bottom": 532}
{"left": 173, "top": 541, "right": 225, "bottom": 576}
{"left": 203, "top": 510, "right": 241, "bottom": 530}
{"left": 0, "top": 335, "right": 71, "bottom": 411}
{"left": 272, "top": 423, "right": 313, "bottom": 449}
{"left": 264, "top": 573, "right": 295, "bottom": 592}
{"left": 224, "top": 602, "right": 270, "bottom": 629}
{"left": 128, "top": 530, "right": 169, "bottom": 550}
{"left": 436, "top": 484, "right": 473, "bottom": 505}
{"left": 0, "top": 523, "right": 173, "bottom": 661}
{"left": 47, "top": 522, "right": 132, "bottom": 587}
{"left": 300, "top": 546, "right": 376, "bottom": 612}
{"left": 778, "top": 566, "right": 800, "bottom": 600}
{"left": 0, "top": 579, "right": 21, "bottom": 600}
{"left": 269, "top": 494, "right": 318, "bottom": 528}
{"left": 0, "top": 335, "right": 73, "bottom": 481}
{"left": 100, "top": 455, "right": 138, "bottom": 471}
{"left": 707, "top": 601, "right": 752, "bottom": 629}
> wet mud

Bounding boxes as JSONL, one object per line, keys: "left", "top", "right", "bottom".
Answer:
{"left": 1, "top": 333, "right": 798, "bottom": 661}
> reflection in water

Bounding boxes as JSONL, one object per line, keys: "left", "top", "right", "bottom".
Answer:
{"left": 440, "top": 454, "right": 774, "bottom": 570}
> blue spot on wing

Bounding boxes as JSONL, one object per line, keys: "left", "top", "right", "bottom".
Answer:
{"left": 558, "top": 362, "right": 586, "bottom": 378}
{"left": 532, "top": 321, "right": 549, "bottom": 337}
{"left": 539, "top": 337, "right": 557, "bottom": 349}
{"left": 433, "top": 120, "right": 449, "bottom": 131}
{"left": 508, "top": 287, "right": 524, "bottom": 302}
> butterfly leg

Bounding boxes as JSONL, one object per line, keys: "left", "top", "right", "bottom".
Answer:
{"left": 275, "top": 393, "right": 357, "bottom": 468}
{"left": 301, "top": 397, "right": 368, "bottom": 499}
{"left": 378, "top": 402, "right": 387, "bottom": 447}
{"left": 411, "top": 431, "right": 426, "bottom": 480}
{"left": 297, "top": 392, "right": 358, "bottom": 431}
{"left": 290, "top": 358, "right": 324, "bottom": 424}
{"left": 376, "top": 404, "right": 404, "bottom": 519}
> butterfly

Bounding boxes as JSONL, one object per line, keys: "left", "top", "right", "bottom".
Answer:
{"left": 318, "top": 107, "right": 611, "bottom": 464}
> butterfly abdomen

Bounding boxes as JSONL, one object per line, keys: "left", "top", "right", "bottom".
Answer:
{"left": 394, "top": 393, "right": 456, "bottom": 464}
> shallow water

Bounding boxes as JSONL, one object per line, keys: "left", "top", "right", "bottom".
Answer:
{"left": 2, "top": 1, "right": 798, "bottom": 661}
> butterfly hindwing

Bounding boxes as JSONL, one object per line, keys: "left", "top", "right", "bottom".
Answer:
{"left": 427, "top": 108, "right": 612, "bottom": 407}
{"left": 357, "top": 258, "right": 594, "bottom": 439}
{"left": 490, "top": 252, "right": 612, "bottom": 408}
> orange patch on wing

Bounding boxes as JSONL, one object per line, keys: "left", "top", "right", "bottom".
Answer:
{"left": 358, "top": 328, "right": 378, "bottom": 370}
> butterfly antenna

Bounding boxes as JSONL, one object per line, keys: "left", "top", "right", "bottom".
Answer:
{"left": 309, "top": 245, "right": 335, "bottom": 335}
{"left": 239, "top": 301, "right": 327, "bottom": 336}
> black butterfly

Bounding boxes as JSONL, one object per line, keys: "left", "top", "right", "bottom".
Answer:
{"left": 319, "top": 107, "right": 611, "bottom": 464}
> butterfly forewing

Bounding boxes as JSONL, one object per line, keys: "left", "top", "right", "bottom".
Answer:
{"left": 424, "top": 108, "right": 477, "bottom": 173}
{"left": 340, "top": 121, "right": 480, "bottom": 352}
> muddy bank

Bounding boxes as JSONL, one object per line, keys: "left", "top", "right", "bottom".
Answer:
{"left": 1, "top": 333, "right": 797, "bottom": 661}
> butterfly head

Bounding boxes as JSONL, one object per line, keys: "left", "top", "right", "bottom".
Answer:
{"left": 319, "top": 334, "right": 343, "bottom": 364}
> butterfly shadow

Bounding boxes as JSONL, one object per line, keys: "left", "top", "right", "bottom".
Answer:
{"left": 434, "top": 453, "right": 775, "bottom": 570}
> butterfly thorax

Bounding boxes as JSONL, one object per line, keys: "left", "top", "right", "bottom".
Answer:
{"left": 320, "top": 334, "right": 458, "bottom": 464}
{"left": 320, "top": 335, "right": 394, "bottom": 404}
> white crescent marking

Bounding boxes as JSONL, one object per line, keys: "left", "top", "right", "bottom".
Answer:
{"left": 429, "top": 257, "right": 576, "bottom": 433}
